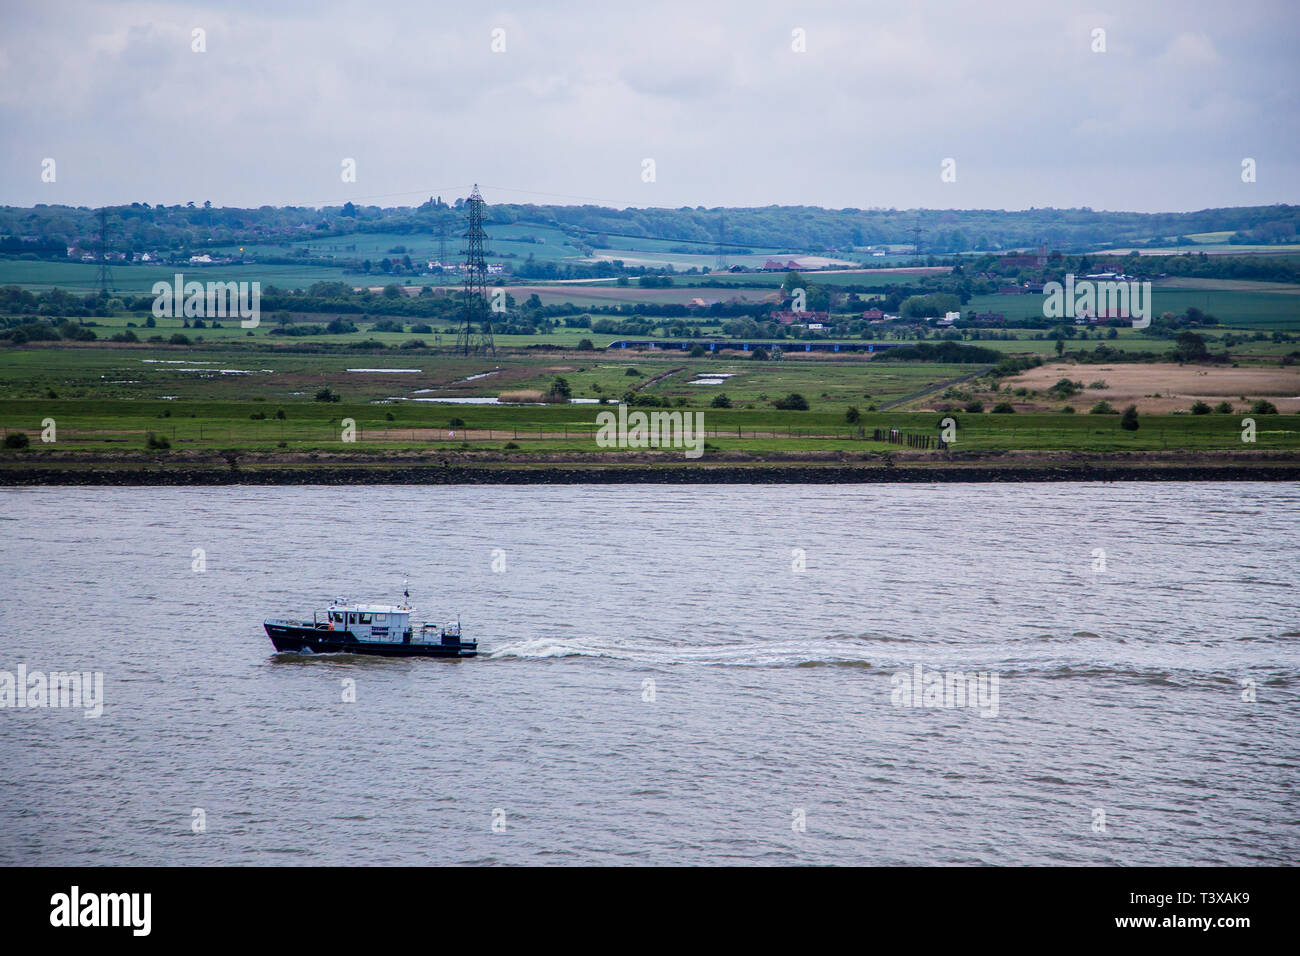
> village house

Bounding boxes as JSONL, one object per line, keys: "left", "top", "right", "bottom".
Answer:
{"left": 772, "top": 310, "right": 829, "bottom": 325}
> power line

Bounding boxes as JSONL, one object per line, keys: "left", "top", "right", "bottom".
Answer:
{"left": 715, "top": 209, "right": 728, "bottom": 272}
{"left": 96, "top": 208, "right": 114, "bottom": 295}
{"left": 456, "top": 185, "right": 494, "bottom": 356}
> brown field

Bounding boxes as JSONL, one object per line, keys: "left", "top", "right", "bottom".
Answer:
{"left": 1002, "top": 362, "right": 1300, "bottom": 413}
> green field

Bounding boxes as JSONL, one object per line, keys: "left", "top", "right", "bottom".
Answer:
{"left": 2, "top": 343, "right": 1297, "bottom": 459}
{"left": 0, "top": 346, "right": 971, "bottom": 408}
{"left": 3, "top": 397, "right": 1295, "bottom": 455}
{"left": 0, "top": 259, "right": 359, "bottom": 293}
{"left": 966, "top": 290, "right": 1300, "bottom": 329}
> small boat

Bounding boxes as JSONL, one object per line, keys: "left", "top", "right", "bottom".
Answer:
{"left": 264, "top": 591, "right": 476, "bottom": 658}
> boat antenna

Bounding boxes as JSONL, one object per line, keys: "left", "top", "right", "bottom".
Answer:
{"left": 403, "top": 578, "right": 409, "bottom": 600}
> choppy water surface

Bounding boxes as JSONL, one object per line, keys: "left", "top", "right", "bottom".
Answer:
{"left": 1, "top": 483, "right": 1297, "bottom": 865}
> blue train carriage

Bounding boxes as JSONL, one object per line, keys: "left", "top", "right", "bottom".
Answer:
{"left": 265, "top": 598, "right": 476, "bottom": 657}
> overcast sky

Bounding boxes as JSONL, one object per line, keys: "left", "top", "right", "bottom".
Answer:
{"left": 2, "top": 0, "right": 1297, "bottom": 213}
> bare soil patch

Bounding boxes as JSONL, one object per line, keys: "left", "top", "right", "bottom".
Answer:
{"left": 1003, "top": 362, "right": 1300, "bottom": 413}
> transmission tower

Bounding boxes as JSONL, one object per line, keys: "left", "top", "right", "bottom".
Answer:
{"left": 456, "top": 185, "right": 494, "bottom": 355}
{"left": 911, "top": 223, "right": 923, "bottom": 260}
{"left": 714, "top": 209, "right": 728, "bottom": 272}
{"left": 436, "top": 218, "right": 448, "bottom": 272}
{"left": 96, "top": 208, "right": 114, "bottom": 295}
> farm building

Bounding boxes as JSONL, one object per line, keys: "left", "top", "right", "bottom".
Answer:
{"left": 772, "top": 310, "right": 829, "bottom": 325}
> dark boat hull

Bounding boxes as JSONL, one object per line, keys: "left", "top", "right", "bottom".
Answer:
{"left": 264, "top": 621, "right": 477, "bottom": 658}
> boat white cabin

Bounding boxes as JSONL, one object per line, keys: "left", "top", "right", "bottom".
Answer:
{"left": 319, "top": 598, "right": 459, "bottom": 645}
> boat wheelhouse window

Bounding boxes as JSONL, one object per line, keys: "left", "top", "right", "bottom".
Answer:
{"left": 375, "top": 613, "right": 388, "bottom": 624}
{"left": 347, "top": 613, "right": 357, "bottom": 626}
{"left": 360, "top": 613, "right": 372, "bottom": 624}
{"left": 329, "top": 611, "right": 343, "bottom": 623}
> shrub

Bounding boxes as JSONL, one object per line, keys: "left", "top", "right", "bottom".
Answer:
{"left": 275, "top": 409, "right": 286, "bottom": 419}
{"left": 576, "top": 338, "right": 595, "bottom": 351}
{"left": 549, "top": 376, "right": 572, "bottom": 400}
{"left": 385, "top": 412, "right": 395, "bottom": 421}
{"left": 1171, "top": 330, "right": 1209, "bottom": 362}
{"left": 711, "top": 393, "right": 732, "bottom": 409}
{"left": 1062, "top": 405, "right": 1076, "bottom": 413}
{"left": 772, "top": 392, "right": 809, "bottom": 410}
{"left": 1213, "top": 401, "right": 1234, "bottom": 414}
{"left": 504, "top": 441, "right": 520, "bottom": 450}
{"left": 964, "top": 400, "right": 984, "bottom": 413}
{"left": 168, "top": 333, "right": 191, "bottom": 346}
{"left": 1120, "top": 405, "right": 1140, "bottom": 430}
{"left": 625, "top": 367, "right": 641, "bottom": 377}
{"left": 990, "top": 355, "right": 1043, "bottom": 378}
{"left": 250, "top": 411, "right": 267, "bottom": 420}
{"left": 400, "top": 339, "right": 427, "bottom": 350}
{"left": 3, "top": 432, "right": 30, "bottom": 449}
{"left": 751, "top": 347, "right": 769, "bottom": 361}
{"left": 1250, "top": 399, "right": 1279, "bottom": 414}
{"left": 845, "top": 406, "right": 861, "bottom": 424}
{"left": 314, "top": 387, "right": 340, "bottom": 402}
{"left": 880, "top": 341, "right": 1003, "bottom": 364}
{"left": 1090, "top": 401, "right": 1117, "bottom": 414}
{"left": 449, "top": 417, "right": 466, "bottom": 428}
{"left": 991, "top": 402, "right": 1016, "bottom": 413}
{"left": 145, "top": 432, "right": 171, "bottom": 450}
{"left": 1190, "top": 401, "right": 1212, "bottom": 415}
{"left": 689, "top": 344, "right": 706, "bottom": 357}
{"left": 629, "top": 392, "right": 669, "bottom": 407}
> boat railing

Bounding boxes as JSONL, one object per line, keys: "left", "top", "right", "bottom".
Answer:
{"left": 415, "top": 621, "right": 460, "bottom": 640}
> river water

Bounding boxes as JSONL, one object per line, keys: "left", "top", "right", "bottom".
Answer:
{"left": 1, "top": 483, "right": 1297, "bottom": 865}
